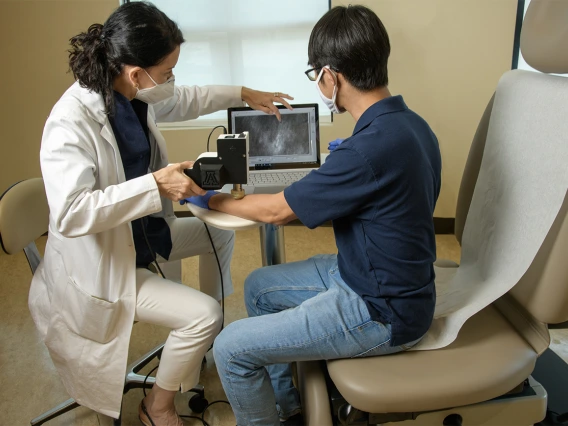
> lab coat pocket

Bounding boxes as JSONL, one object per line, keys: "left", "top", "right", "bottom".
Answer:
{"left": 61, "top": 278, "right": 121, "bottom": 344}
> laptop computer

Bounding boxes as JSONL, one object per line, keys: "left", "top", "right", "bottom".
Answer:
{"left": 227, "top": 103, "right": 320, "bottom": 194}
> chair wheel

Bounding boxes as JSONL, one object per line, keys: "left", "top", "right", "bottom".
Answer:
{"left": 188, "top": 393, "right": 208, "bottom": 413}
{"left": 443, "top": 414, "right": 463, "bottom": 426}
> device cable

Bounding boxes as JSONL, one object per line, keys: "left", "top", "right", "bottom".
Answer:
{"left": 206, "top": 125, "right": 228, "bottom": 152}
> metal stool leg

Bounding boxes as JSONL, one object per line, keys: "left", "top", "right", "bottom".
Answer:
{"left": 124, "top": 343, "right": 164, "bottom": 393}
{"left": 30, "top": 342, "right": 206, "bottom": 425}
{"left": 30, "top": 398, "right": 80, "bottom": 426}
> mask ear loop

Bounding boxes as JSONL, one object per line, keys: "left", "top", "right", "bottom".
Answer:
{"left": 316, "top": 66, "right": 339, "bottom": 103}
{"left": 316, "top": 66, "right": 338, "bottom": 88}
{"left": 315, "top": 67, "right": 325, "bottom": 84}
{"left": 143, "top": 69, "right": 159, "bottom": 87}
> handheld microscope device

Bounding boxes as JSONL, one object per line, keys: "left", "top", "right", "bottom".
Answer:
{"left": 183, "top": 132, "right": 249, "bottom": 199}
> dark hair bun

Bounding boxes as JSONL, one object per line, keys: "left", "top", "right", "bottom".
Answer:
{"left": 67, "top": 2, "right": 184, "bottom": 115}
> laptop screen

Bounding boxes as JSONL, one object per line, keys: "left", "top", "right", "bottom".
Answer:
{"left": 228, "top": 104, "right": 320, "bottom": 170}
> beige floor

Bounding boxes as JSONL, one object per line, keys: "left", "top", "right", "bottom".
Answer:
{"left": 0, "top": 228, "right": 566, "bottom": 426}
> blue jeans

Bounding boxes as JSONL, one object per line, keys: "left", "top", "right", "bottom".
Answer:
{"left": 213, "top": 254, "right": 421, "bottom": 426}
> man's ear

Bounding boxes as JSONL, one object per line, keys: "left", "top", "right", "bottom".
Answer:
{"left": 322, "top": 69, "right": 334, "bottom": 87}
{"left": 335, "top": 72, "right": 346, "bottom": 89}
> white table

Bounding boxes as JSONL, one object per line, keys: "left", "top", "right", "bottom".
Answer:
{"left": 187, "top": 204, "right": 286, "bottom": 266}
{"left": 186, "top": 153, "right": 329, "bottom": 265}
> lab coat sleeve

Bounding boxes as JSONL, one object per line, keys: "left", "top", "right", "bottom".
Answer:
{"left": 152, "top": 85, "right": 245, "bottom": 123}
{"left": 40, "top": 114, "right": 163, "bottom": 238}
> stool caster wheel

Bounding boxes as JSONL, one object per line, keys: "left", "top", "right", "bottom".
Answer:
{"left": 443, "top": 414, "right": 463, "bottom": 426}
{"left": 188, "top": 393, "right": 209, "bottom": 414}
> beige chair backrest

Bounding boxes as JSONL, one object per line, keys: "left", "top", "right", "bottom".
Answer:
{"left": 455, "top": 0, "right": 568, "bottom": 244}
{"left": 520, "top": 0, "right": 568, "bottom": 74}
{"left": 0, "top": 178, "right": 48, "bottom": 255}
{"left": 455, "top": 0, "right": 568, "bottom": 328}
{"left": 454, "top": 94, "right": 494, "bottom": 244}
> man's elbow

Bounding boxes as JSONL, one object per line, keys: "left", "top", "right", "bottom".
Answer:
{"left": 267, "top": 210, "right": 295, "bottom": 226}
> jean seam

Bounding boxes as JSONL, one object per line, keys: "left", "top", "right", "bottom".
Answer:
{"left": 223, "top": 321, "right": 381, "bottom": 410}
{"left": 224, "top": 318, "right": 379, "bottom": 364}
{"left": 351, "top": 338, "right": 392, "bottom": 358}
{"left": 222, "top": 318, "right": 377, "bottom": 421}
{"left": 252, "top": 286, "right": 326, "bottom": 317}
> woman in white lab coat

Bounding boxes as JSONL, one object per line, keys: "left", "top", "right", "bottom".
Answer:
{"left": 28, "top": 2, "right": 292, "bottom": 425}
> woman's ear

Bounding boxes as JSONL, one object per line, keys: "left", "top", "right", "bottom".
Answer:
{"left": 125, "top": 66, "right": 143, "bottom": 89}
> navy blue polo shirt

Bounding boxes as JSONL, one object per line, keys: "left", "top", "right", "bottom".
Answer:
{"left": 284, "top": 95, "right": 441, "bottom": 346}
{"left": 110, "top": 92, "right": 172, "bottom": 268}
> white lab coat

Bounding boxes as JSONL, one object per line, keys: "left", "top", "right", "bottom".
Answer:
{"left": 28, "top": 81, "right": 243, "bottom": 418}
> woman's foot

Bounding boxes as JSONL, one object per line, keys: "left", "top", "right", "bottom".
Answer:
{"left": 139, "top": 398, "right": 184, "bottom": 426}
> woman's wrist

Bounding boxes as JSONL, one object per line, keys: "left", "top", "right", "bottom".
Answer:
{"left": 241, "top": 86, "right": 251, "bottom": 104}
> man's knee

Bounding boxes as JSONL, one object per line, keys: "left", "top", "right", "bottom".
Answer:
{"left": 244, "top": 267, "right": 270, "bottom": 307}
{"left": 212, "top": 321, "right": 240, "bottom": 369}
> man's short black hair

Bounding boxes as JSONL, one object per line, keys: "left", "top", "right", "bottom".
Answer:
{"left": 308, "top": 5, "right": 390, "bottom": 90}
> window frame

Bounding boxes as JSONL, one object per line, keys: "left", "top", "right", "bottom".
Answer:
{"left": 511, "top": 0, "right": 526, "bottom": 70}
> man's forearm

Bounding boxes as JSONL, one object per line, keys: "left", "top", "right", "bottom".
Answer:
{"left": 209, "top": 192, "right": 296, "bottom": 225}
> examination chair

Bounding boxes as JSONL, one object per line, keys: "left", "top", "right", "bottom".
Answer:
{"left": 296, "top": 1, "right": 568, "bottom": 425}
{"left": 0, "top": 178, "right": 207, "bottom": 425}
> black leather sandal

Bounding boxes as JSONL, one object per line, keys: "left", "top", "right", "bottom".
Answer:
{"left": 139, "top": 400, "right": 157, "bottom": 426}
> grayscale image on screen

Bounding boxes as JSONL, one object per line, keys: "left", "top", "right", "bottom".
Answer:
{"left": 235, "top": 113, "right": 310, "bottom": 157}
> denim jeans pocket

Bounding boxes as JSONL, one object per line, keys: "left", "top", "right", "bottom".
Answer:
{"left": 350, "top": 321, "right": 396, "bottom": 358}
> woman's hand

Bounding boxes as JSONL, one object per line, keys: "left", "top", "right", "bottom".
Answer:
{"left": 241, "top": 87, "right": 294, "bottom": 121}
{"left": 152, "top": 161, "right": 206, "bottom": 202}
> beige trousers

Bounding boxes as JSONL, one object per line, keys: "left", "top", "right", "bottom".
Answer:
{"left": 134, "top": 217, "right": 235, "bottom": 391}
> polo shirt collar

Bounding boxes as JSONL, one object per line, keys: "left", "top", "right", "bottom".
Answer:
{"left": 352, "top": 95, "right": 408, "bottom": 136}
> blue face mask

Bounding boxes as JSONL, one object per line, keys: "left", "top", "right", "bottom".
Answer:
{"left": 315, "top": 66, "right": 344, "bottom": 114}
{"left": 135, "top": 70, "right": 175, "bottom": 104}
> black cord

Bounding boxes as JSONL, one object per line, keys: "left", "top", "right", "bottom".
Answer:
{"left": 139, "top": 220, "right": 229, "bottom": 425}
{"left": 142, "top": 365, "right": 231, "bottom": 426}
{"left": 141, "top": 221, "right": 166, "bottom": 279}
{"left": 142, "top": 366, "right": 213, "bottom": 426}
{"left": 200, "top": 400, "right": 232, "bottom": 424}
{"left": 143, "top": 365, "right": 159, "bottom": 397}
{"left": 203, "top": 223, "right": 225, "bottom": 331}
{"left": 206, "top": 125, "right": 227, "bottom": 152}
{"left": 179, "top": 414, "right": 211, "bottom": 426}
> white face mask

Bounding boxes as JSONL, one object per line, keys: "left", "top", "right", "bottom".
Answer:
{"left": 135, "top": 69, "right": 175, "bottom": 104}
{"left": 315, "top": 65, "right": 344, "bottom": 114}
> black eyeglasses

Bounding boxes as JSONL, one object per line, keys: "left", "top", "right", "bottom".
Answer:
{"left": 304, "top": 66, "right": 339, "bottom": 81}
{"left": 304, "top": 67, "right": 321, "bottom": 81}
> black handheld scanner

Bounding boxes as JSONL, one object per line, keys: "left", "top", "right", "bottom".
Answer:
{"left": 184, "top": 132, "right": 249, "bottom": 190}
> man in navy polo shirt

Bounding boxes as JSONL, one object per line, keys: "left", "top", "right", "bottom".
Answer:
{"left": 187, "top": 5, "right": 441, "bottom": 426}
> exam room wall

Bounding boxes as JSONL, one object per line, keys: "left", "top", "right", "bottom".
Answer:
{"left": 0, "top": 0, "right": 517, "bottom": 218}
{"left": 0, "top": 0, "right": 119, "bottom": 195}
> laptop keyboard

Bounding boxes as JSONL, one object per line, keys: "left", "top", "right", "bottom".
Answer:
{"left": 249, "top": 171, "right": 311, "bottom": 186}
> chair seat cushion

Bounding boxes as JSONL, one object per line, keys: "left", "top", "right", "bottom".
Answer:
{"left": 327, "top": 305, "right": 537, "bottom": 413}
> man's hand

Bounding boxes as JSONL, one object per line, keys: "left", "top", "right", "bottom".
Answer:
{"left": 241, "top": 87, "right": 294, "bottom": 121}
{"left": 152, "top": 161, "right": 206, "bottom": 202}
